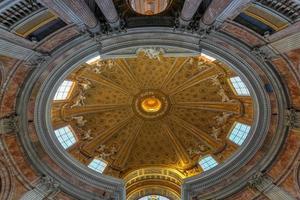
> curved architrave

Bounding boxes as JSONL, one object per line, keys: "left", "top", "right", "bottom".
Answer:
{"left": 295, "top": 161, "right": 300, "bottom": 193}
{"left": 0, "top": 159, "right": 14, "bottom": 200}
{"left": 127, "top": 185, "right": 180, "bottom": 200}
{"left": 16, "top": 27, "right": 289, "bottom": 199}
{"left": 0, "top": 61, "right": 4, "bottom": 88}
{"left": 124, "top": 167, "right": 185, "bottom": 198}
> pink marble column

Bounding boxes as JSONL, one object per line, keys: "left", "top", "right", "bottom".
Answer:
{"left": 39, "top": 0, "right": 99, "bottom": 30}
{"left": 180, "top": 0, "right": 203, "bottom": 26}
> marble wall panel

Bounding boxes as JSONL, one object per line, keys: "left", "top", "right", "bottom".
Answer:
{"left": 36, "top": 25, "right": 80, "bottom": 53}
{"left": 0, "top": 64, "right": 32, "bottom": 118}
{"left": 272, "top": 55, "right": 300, "bottom": 109}
{"left": 221, "top": 21, "right": 266, "bottom": 47}
{"left": 268, "top": 131, "right": 300, "bottom": 182}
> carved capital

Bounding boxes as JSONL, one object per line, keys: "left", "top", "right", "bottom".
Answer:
{"left": 0, "top": 114, "right": 19, "bottom": 134}
{"left": 251, "top": 47, "right": 270, "bottom": 61}
{"left": 198, "top": 25, "right": 219, "bottom": 42}
{"left": 20, "top": 175, "right": 59, "bottom": 200}
{"left": 249, "top": 172, "right": 272, "bottom": 191}
{"left": 38, "top": 175, "right": 60, "bottom": 193}
{"left": 25, "top": 54, "right": 51, "bottom": 67}
{"left": 286, "top": 109, "right": 300, "bottom": 129}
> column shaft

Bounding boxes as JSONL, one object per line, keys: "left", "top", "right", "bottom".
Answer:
{"left": 180, "top": 0, "right": 203, "bottom": 26}
{"left": 94, "top": 0, "right": 120, "bottom": 28}
{"left": 39, "top": 0, "right": 99, "bottom": 30}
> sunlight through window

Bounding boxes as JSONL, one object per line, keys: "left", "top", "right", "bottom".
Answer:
{"left": 53, "top": 80, "right": 74, "bottom": 100}
{"left": 229, "top": 76, "right": 250, "bottom": 96}
{"left": 54, "top": 126, "right": 76, "bottom": 149}
{"left": 229, "top": 122, "right": 251, "bottom": 145}
{"left": 88, "top": 158, "right": 107, "bottom": 173}
{"left": 199, "top": 155, "right": 218, "bottom": 171}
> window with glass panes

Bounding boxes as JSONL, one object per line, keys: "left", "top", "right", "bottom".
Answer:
{"left": 53, "top": 80, "right": 74, "bottom": 100}
{"left": 199, "top": 155, "right": 218, "bottom": 171}
{"left": 88, "top": 159, "right": 107, "bottom": 173}
{"left": 229, "top": 122, "right": 251, "bottom": 145}
{"left": 229, "top": 76, "right": 250, "bottom": 96}
{"left": 54, "top": 126, "right": 76, "bottom": 149}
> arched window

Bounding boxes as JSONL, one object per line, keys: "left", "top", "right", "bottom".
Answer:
{"left": 228, "top": 122, "right": 251, "bottom": 145}
{"left": 53, "top": 80, "right": 74, "bottom": 100}
{"left": 199, "top": 155, "right": 218, "bottom": 171}
{"left": 229, "top": 76, "right": 250, "bottom": 96}
{"left": 54, "top": 126, "right": 76, "bottom": 149}
{"left": 88, "top": 158, "right": 107, "bottom": 173}
{"left": 139, "top": 195, "right": 170, "bottom": 200}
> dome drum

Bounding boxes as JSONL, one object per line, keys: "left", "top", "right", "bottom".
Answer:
{"left": 15, "top": 28, "right": 288, "bottom": 200}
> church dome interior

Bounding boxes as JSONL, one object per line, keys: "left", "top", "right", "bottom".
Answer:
{"left": 50, "top": 51, "right": 254, "bottom": 198}
{"left": 0, "top": 0, "right": 300, "bottom": 200}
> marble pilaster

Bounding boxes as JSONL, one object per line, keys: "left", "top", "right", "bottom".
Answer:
{"left": 20, "top": 176, "right": 59, "bottom": 200}
{"left": 201, "top": 0, "right": 253, "bottom": 26}
{"left": 0, "top": 38, "right": 36, "bottom": 60}
{"left": 249, "top": 173, "right": 296, "bottom": 200}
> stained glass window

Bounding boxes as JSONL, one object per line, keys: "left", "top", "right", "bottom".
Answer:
{"left": 88, "top": 159, "right": 107, "bottom": 173}
{"left": 54, "top": 126, "right": 76, "bottom": 149}
{"left": 229, "top": 122, "right": 251, "bottom": 145}
{"left": 199, "top": 155, "right": 218, "bottom": 171}
{"left": 53, "top": 80, "right": 74, "bottom": 100}
{"left": 229, "top": 76, "right": 250, "bottom": 96}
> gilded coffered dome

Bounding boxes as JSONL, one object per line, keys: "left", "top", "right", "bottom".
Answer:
{"left": 50, "top": 50, "right": 254, "bottom": 197}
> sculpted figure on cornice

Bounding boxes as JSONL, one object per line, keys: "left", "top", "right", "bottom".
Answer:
{"left": 187, "top": 144, "right": 210, "bottom": 157}
{"left": 70, "top": 91, "right": 86, "bottom": 108}
{"left": 72, "top": 116, "right": 87, "bottom": 127}
{"left": 136, "top": 47, "right": 164, "bottom": 60}
{"left": 96, "top": 144, "right": 118, "bottom": 160}
{"left": 78, "top": 128, "right": 93, "bottom": 141}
